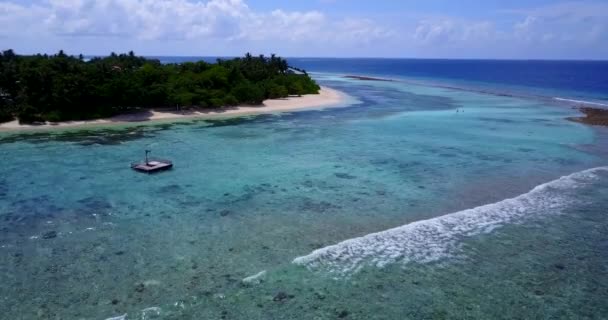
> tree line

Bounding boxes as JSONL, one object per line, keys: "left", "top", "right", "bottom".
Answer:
{"left": 0, "top": 50, "right": 320, "bottom": 123}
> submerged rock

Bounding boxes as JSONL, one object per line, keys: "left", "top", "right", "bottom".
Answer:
{"left": 42, "top": 231, "right": 57, "bottom": 239}
{"left": 135, "top": 283, "right": 145, "bottom": 293}
{"left": 45, "top": 265, "right": 59, "bottom": 273}
{"left": 158, "top": 184, "right": 182, "bottom": 193}
{"left": 338, "top": 310, "right": 350, "bottom": 318}
{"left": 334, "top": 173, "right": 357, "bottom": 180}
{"left": 273, "top": 291, "right": 294, "bottom": 302}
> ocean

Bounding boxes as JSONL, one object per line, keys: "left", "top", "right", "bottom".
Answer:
{"left": 1, "top": 59, "right": 607, "bottom": 319}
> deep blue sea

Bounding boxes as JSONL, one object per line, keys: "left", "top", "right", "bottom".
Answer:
{"left": 290, "top": 58, "right": 608, "bottom": 101}
{"left": 1, "top": 58, "right": 607, "bottom": 319}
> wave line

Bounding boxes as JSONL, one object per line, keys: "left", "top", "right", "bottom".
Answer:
{"left": 293, "top": 167, "right": 608, "bottom": 276}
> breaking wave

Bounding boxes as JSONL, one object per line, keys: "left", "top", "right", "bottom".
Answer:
{"left": 293, "top": 167, "right": 608, "bottom": 276}
{"left": 553, "top": 97, "right": 608, "bottom": 107}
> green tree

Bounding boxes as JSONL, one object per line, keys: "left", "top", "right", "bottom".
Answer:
{"left": 267, "top": 84, "right": 289, "bottom": 99}
{"left": 288, "top": 82, "right": 305, "bottom": 97}
{"left": 232, "top": 83, "right": 265, "bottom": 104}
{"left": 0, "top": 50, "right": 320, "bottom": 123}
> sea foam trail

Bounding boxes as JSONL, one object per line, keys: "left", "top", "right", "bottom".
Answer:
{"left": 554, "top": 97, "right": 608, "bottom": 107}
{"left": 293, "top": 167, "right": 608, "bottom": 276}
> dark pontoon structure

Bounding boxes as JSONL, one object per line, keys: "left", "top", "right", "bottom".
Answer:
{"left": 131, "top": 150, "right": 173, "bottom": 173}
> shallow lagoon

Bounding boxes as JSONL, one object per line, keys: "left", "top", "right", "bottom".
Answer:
{"left": 0, "top": 75, "right": 606, "bottom": 319}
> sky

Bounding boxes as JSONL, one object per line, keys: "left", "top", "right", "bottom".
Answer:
{"left": 1, "top": 0, "right": 607, "bottom": 59}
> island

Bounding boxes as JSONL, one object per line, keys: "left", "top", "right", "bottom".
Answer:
{"left": 568, "top": 107, "right": 608, "bottom": 127}
{"left": 0, "top": 50, "right": 339, "bottom": 129}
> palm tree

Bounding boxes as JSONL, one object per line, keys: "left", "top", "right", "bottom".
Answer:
{"left": 279, "top": 59, "right": 288, "bottom": 74}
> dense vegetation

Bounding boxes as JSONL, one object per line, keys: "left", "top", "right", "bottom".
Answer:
{"left": 0, "top": 50, "right": 320, "bottom": 123}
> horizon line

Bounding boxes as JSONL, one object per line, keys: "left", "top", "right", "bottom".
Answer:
{"left": 4, "top": 49, "right": 607, "bottom": 62}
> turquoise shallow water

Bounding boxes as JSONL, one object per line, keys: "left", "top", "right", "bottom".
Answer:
{"left": 0, "top": 74, "right": 607, "bottom": 319}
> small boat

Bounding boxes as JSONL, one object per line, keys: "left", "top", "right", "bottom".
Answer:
{"left": 131, "top": 150, "right": 173, "bottom": 173}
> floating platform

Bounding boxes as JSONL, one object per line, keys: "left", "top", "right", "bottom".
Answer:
{"left": 131, "top": 159, "right": 173, "bottom": 173}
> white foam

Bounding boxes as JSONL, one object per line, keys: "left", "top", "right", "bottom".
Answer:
{"left": 141, "top": 307, "right": 162, "bottom": 317}
{"left": 143, "top": 279, "right": 162, "bottom": 287}
{"left": 104, "top": 314, "right": 127, "bottom": 320}
{"left": 554, "top": 97, "right": 608, "bottom": 107}
{"left": 242, "top": 270, "right": 267, "bottom": 284}
{"left": 293, "top": 167, "right": 608, "bottom": 276}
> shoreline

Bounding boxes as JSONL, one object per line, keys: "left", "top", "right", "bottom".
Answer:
{"left": 0, "top": 86, "right": 347, "bottom": 132}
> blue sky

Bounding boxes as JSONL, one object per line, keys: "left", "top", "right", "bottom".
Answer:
{"left": 1, "top": 0, "right": 607, "bottom": 59}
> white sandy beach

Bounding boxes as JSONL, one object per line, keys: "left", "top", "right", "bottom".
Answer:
{"left": 0, "top": 86, "right": 346, "bottom": 132}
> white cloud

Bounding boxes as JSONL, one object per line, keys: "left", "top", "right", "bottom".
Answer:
{"left": 0, "top": 0, "right": 392, "bottom": 47}
{"left": 243, "top": 9, "right": 327, "bottom": 42}
{"left": 405, "top": 1, "right": 608, "bottom": 58}
{"left": 0, "top": 2, "right": 49, "bottom": 35}
{"left": 412, "top": 18, "right": 498, "bottom": 46}
{"left": 508, "top": 1, "right": 608, "bottom": 45}
{"left": 0, "top": 0, "right": 606, "bottom": 58}
{"left": 413, "top": 19, "right": 456, "bottom": 44}
{"left": 41, "top": 0, "right": 250, "bottom": 40}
